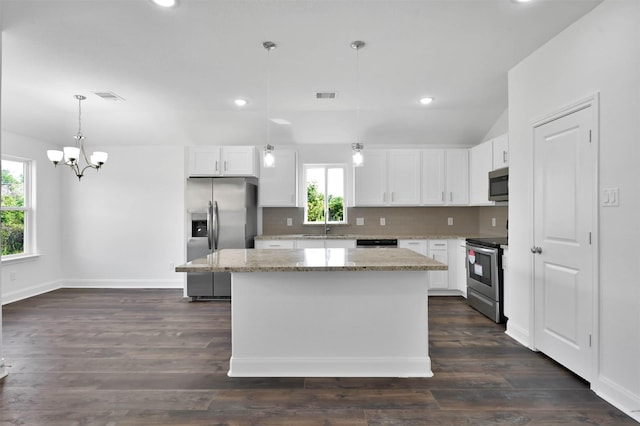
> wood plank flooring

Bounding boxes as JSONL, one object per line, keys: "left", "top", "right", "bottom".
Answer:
{"left": 0, "top": 289, "right": 635, "bottom": 425}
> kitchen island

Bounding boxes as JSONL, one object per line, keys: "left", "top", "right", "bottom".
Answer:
{"left": 176, "top": 247, "right": 446, "bottom": 378}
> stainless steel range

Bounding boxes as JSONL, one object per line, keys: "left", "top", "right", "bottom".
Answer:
{"left": 465, "top": 237, "right": 507, "bottom": 323}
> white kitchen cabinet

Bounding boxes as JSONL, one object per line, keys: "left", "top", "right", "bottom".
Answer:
{"left": 398, "top": 239, "right": 428, "bottom": 256}
{"left": 295, "top": 239, "right": 325, "bottom": 249}
{"left": 353, "top": 150, "right": 387, "bottom": 206}
{"left": 354, "top": 150, "right": 420, "bottom": 206}
{"left": 469, "top": 140, "right": 494, "bottom": 205}
{"left": 387, "top": 150, "right": 421, "bottom": 205}
{"left": 428, "top": 240, "right": 449, "bottom": 290}
{"left": 188, "top": 146, "right": 257, "bottom": 177}
{"left": 259, "top": 149, "right": 297, "bottom": 206}
{"left": 421, "top": 150, "right": 446, "bottom": 205}
{"left": 457, "top": 238, "right": 468, "bottom": 298}
{"left": 325, "top": 239, "right": 356, "bottom": 249}
{"left": 421, "top": 149, "right": 469, "bottom": 206}
{"left": 492, "top": 133, "right": 509, "bottom": 169}
{"left": 254, "top": 239, "right": 295, "bottom": 249}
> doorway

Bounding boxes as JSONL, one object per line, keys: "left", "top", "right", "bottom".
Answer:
{"left": 532, "top": 95, "right": 598, "bottom": 382}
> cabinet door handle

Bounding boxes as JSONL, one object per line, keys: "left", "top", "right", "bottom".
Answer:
{"left": 441, "top": 192, "right": 445, "bottom": 202}
{"left": 449, "top": 192, "right": 453, "bottom": 202}
{"left": 391, "top": 192, "right": 395, "bottom": 202}
{"left": 215, "top": 160, "right": 219, "bottom": 172}
{"left": 503, "top": 151, "right": 507, "bottom": 163}
{"left": 383, "top": 192, "right": 387, "bottom": 203}
{"left": 224, "top": 160, "right": 228, "bottom": 171}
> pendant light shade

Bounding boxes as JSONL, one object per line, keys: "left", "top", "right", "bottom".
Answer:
{"left": 263, "top": 41, "right": 277, "bottom": 168}
{"left": 351, "top": 40, "right": 365, "bottom": 167}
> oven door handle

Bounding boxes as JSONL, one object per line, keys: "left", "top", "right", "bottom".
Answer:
{"left": 466, "top": 245, "right": 497, "bottom": 255}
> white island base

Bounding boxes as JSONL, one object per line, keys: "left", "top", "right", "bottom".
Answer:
{"left": 228, "top": 270, "right": 432, "bottom": 378}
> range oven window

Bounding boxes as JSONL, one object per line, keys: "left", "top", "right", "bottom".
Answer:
{"left": 468, "top": 248, "right": 494, "bottom": 287}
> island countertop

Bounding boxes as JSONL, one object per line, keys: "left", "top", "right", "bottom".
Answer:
{"left": 175, "top": 247, "right": 447, "bottom": 273}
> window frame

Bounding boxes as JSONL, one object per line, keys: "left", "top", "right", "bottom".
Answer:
{"left": 1, "top": 155, "right": 36, "bottom": 261}
{"left": 302, "top": 163, "right": 348, "bottom": 225}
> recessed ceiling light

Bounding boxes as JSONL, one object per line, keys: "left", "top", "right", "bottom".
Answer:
{"left": 234, "top": 98, "right": 248, "bottom": 107}
{"left": 270, "top": 118, "right": 291, "bottom": 125}
{"left": 419, "top": 97, "right": 434, "bottom": 105}
{"left": 151, "top": 0, "right": 177, "bottom": 8}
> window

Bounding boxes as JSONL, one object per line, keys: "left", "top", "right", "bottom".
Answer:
{"left": 303, "top": 164, "right": 346, "bottom": 224}
{"left": 1, "top": 156, "right": 33, "bottom": 258}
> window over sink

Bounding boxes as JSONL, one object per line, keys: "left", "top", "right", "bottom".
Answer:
{"left": 303, "top": 164, "right": 347, "bottom": 225}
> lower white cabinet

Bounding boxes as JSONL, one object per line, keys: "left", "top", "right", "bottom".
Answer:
{"left": 399, "top": 239, "right": 463, "bottom": 295}
{"left": 297, "top": 239, "right": 356, "bottom": 249}
{"left": 257, "top": 239, "right": 356, "bottom": 249}
{"left": 254, "top": 240, "right": 295, "bottom": 249}
{"left": 456, "top": 238, "right": 467, "bottom": 297}
{"left": 427, "top": 240, "right": 448, "bottom": 290}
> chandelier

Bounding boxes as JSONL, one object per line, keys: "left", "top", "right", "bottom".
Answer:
{"left": 46, "top": 95, "right": 108, "bottom": 181}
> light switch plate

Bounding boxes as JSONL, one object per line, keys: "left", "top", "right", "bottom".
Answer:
{"left": 380, "top": 218, "right": 386, "bottom": 226}
{"left": 356, "top": 218, "right": 364, "bottom": 226}
{"left": 286, "top": 218, "right": 293, "bottom": 226}
{"left": 492, "top": 217, "right": 496, "bottom": 227}
{"left": 602, "top": 188, "right": 619, "bottom": 207}
{"left": 447, "top": 217, "right": 454, "bottom": 226}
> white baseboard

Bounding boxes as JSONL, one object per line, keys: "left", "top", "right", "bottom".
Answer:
{"left": 228, "top": 356, "right": 433, "bottom": 378}
{"left": 505, "top": 320, "right": 533, "bottom": 349}
{"left": 593, "top": 375, "right": 640, "bottom": 423}
{"left": 2, "top": 279, "right": 62, "bottom": 305}
{"left": 2, "top": 279, "right": 184, "bottom": 305}
{"left": 62, "top": 279, "right": 183, "bottom": 289}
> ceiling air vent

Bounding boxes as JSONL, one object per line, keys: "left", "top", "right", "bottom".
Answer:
{"left": 315, "top": 91, "right": 337, "bottom": 100}
{"left": 92, "top": 91, "right": 125, "bottom": 101}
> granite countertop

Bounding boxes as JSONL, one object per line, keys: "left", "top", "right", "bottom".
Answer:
{"left": 175, "top": 248, "right": 447, "bottom": 273}
{"left": 255, "top": 234, "right": 470, "bottom": 240}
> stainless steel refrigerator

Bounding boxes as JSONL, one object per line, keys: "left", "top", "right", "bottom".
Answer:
{"left": 186, "top": 177, "right": 257, "bottom": 300}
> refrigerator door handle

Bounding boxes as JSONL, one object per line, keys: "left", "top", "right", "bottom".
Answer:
{"left": 212, "top": 201, "right": 219, "bottom": 251}
{"left": 207, "top": 201, "right": 213, "bottom": 250}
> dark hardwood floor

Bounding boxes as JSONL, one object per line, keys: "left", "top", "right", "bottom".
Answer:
{"left": 0, "top": 289, "right": 635, "bottom": 425}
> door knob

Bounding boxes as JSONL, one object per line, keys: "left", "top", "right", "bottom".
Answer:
{"left": 530, "top": 246, "right": 542, "bottom": 254}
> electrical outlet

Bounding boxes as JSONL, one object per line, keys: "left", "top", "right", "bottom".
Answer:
{"left": 286, "top": 217, "right": 293, "bottom": 226}
{"left": 447, "top": 217, "right": 453, "bottom": 226}
{"left": 492, "top": 217, "right": 496, "bottom": 227}
{"left": 380, "top": 217, "right": 386, "bottom": 226}
{"left": 356, "top": 218, "right": 364, "bottom": 226}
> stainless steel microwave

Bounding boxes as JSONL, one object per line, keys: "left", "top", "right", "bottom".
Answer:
{"left": 488, "top": 167, "right": 508, "bottom": 202}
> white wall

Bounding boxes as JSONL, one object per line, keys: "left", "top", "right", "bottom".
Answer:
{"left": 61, "top": 145, "right": 185, "bottom": 288}
{"left": 508, "top": 0, "right": 640, "bottom": 419}
{"left": 1, "top": 131, "right": 64, "bottom": 303}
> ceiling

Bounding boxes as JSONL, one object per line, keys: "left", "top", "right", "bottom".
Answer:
{"left": 1, "top": 0, "right": 602, "bottom": 149}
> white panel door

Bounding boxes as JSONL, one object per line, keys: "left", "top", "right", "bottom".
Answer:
{"left": 533, "top": 105, "right": 595, "bottom": 381}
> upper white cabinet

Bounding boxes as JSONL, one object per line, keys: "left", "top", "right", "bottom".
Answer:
{"left": 188, "top": 146, "right": 257, "bottom": 177}
{"left": 354, "top": 150, "right": 387, "bottom": 206}
{"left": 421, "top": 149, "right": 469, "bottom": 206}
{"left": 259, "top": 149, "right": 298, "bottom": 207}
{"left": 469, "top": 133, "right": 508, "bottom": 205}
{"left": 354, "top": 150, "right": 420, "bottom": 206}
{"left": 387, "top": 150, "right": 421, "bottom": 205}
{"left": 469, "top": 140, "right": 494, "bottom": 205}
{"left": 492, "top": 133, "right": 509, "bottom": 169}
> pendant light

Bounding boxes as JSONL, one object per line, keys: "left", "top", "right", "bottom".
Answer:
{"left": 263, "top": 41, "right": 276, "bottom": 168}
{"left": 46, "top": 95, "right": 108, "bottom": 181}
{"left": 351, "top": 40, "right": 365, "bottom": 167}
